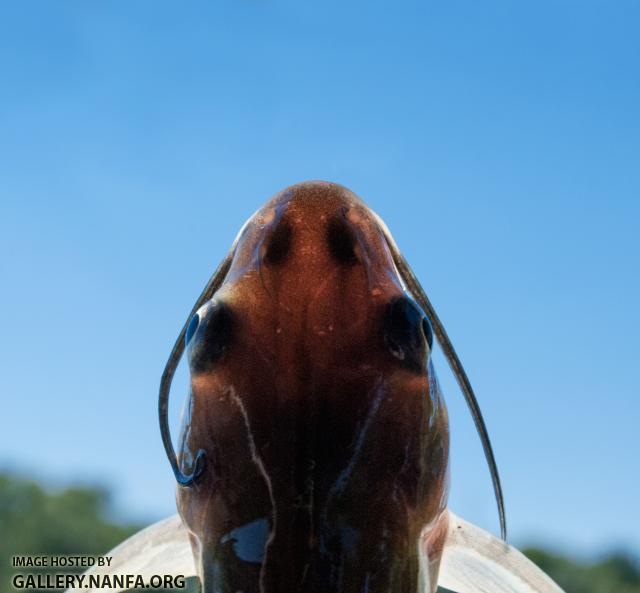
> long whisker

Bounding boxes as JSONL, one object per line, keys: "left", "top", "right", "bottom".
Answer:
{"left": 158, "top": 252, "right": 234, "bottom": 487}
{"left": 372, "top": 211, "right": 507, "bottom": 541}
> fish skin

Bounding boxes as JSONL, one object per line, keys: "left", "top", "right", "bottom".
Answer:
{"left": 177, "top": 181, "right": 450, "bottom": 593}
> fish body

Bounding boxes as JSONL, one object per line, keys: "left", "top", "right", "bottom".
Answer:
{"left": 65, "top": 181, "right": 566, "bottom": 593}
{"left": 177, "top": 182, "right": 450, "bottom": 593}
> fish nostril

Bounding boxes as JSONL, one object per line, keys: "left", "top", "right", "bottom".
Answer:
{"left": 187, "top": 301, "right": 235, "bottom": 374}
{"left": 384, "top": 296, "right": 429, "bottom": 372}
{"left": 263, "top": 218, "right": 293, "bottom": 265}
{"left": 326, "top": 214, "right": 358, "bottom": 265}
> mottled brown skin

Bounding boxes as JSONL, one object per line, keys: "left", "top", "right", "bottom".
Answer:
{"left": 177, "top": 181, "right": 450, "bottom": 593}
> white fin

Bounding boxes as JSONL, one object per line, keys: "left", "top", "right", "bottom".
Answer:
{"left": 67, "top": 511, "right": 565, "bottom": 593}
{"left": 66, "top": 515, "right": 196, "bottom": 592}
{"left": 439, "top": 511, "right": 565, "bottom": 593}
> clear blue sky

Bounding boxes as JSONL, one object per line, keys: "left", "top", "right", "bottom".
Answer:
{"left": 1, "top": 1, "right": 638, "bottom": 557}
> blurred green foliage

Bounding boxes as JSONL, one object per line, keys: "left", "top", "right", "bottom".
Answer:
{"left": 523, "top": 547, "right": 640, "bottom": 593}
{"left": 1, "top": 472, "right": 637, "bottom": 593}
{"left": 0, "top": 473, "right": 197, "bottom": 593}
{"left": 0, "top": 473, "right": 137, "bottom": 561}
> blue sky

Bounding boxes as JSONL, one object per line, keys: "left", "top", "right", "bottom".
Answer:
{"left": 1, "top": 1, "right": 638, "bottom": 557}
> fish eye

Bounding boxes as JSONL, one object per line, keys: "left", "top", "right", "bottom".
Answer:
{"left": 422, "top": 317, "right": 434, "bottom": 351}
{"left": 187, "top": 301, "right": 235, "bottom": 374}
{"left": 185, "top": 313, "right": 200, "bottom": 346}
{"left": 384, "top": 296, "right": 429, "bottom": 373}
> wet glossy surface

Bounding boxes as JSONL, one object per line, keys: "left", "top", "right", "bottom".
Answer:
{"left": 176, "top": 181, "right": 450, "bottom": 593}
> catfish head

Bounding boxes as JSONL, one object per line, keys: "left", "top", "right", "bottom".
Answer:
{"left": 157, "top": 181, "right": 505, "bottom": 593}
{"left": 66, "top": 183, "right": 568, "bottom": 593}
{"left": 174, "top": 182, "right": 448, "bottom": 593}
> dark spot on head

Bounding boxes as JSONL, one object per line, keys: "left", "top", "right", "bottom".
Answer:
{"left": 263, "top": 219, "right": 293, "bottom": 265}
{"left": 384, "top": 296, "right": 428, "bottom": 373}
{"left": 326, "top": 215, "right": 358, "bottom": 265}
{"left": 187, "top": 301, "right": 235, "bottom": 373}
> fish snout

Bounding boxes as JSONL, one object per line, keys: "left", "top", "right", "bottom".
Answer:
{"left": 258, "top": 202, "right": 361, "bottom": 270}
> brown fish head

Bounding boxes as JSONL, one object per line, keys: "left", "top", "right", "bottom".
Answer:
{"left": 177, "top": 181, "right": 450, "bottom": 593}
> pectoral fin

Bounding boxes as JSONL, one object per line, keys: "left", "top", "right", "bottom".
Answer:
{"left": 67, "top": 511, "right": 565, "bottom": 593}
{"left": 439, "top": 511, "right": 565, "bottom": 593}
{"left": 65, "top": 515, "right": 196, "bottom": 592}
